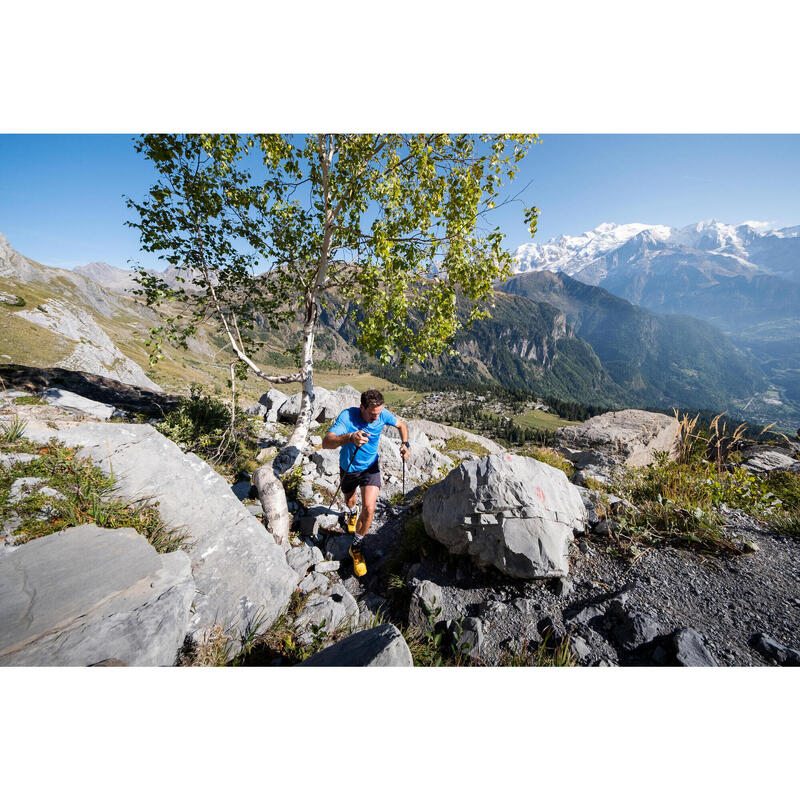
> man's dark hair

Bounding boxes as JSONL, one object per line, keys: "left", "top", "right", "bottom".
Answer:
{"left": 361, "top": 388, "right": 385, "bottom": 409}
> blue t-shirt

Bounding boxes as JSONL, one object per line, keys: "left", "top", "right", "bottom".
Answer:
{"left": 328, "top": 407, "right": 398, "bottom": 472}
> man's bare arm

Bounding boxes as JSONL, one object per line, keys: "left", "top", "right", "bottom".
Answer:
{"left": 396, "top": 420, "right": 410, "bottom": 458}
{"left": 322, "top": 430, "right": 368, "bottom": 449}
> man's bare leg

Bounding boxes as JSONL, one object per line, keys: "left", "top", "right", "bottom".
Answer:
{"left": 343, "top": 489, "right": 358, "bottom": 533}
{"left": 357, "top": 484, "right": 379, "bottom": 537}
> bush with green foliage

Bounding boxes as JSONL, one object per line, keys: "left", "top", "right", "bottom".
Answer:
{"left": 606, "top": 451, "right": 793, "bottom": 556}
{"left": 154, "top": 384, "right": 259, "bottom": 476}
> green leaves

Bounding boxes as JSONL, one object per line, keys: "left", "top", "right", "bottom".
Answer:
{"left": 127, "top": 133, "right": 539, "bottom": 373}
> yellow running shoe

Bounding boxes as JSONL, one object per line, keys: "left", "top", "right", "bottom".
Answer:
{"left": 349, "top": 543, "right": 367, "bottom": 577}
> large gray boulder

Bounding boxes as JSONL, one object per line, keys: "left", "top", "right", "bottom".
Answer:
{"left": 319, "top": 385, "right": 362, "bottom": 422}
{"left": 298, "top": 623, "right": 413, "bottom": 666}
{"left": 21, "top": 420, "right": 298, "bottom": 647}
{"left": 422, "top": 454, "right": 586, "bottom": 579}
{"left": 0, "top": 524, "right": 194, "bottom": 666}
{"left": 257, "top": 388, "right": 288, "bottom": 423}
{"left": 278, "top": 387, "right": 331, "bottom": 423}
{"left": 555, "top": 410, "right": 680, "bottom": 468}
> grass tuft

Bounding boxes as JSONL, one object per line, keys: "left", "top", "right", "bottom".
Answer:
{"left": 518, "top": 445, "right": 574, "bottom": 478}
{"left": 442, "top": 435, "right": 490, "bottom": 458}
{"left": 1, "top": 439, "right": 188, "bottom": 552}
{"left": 499, "top": 633, "right": 576, "bottom": 667}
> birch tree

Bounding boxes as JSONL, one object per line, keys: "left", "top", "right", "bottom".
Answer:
{"left": 127, "top": 133, "right": 538, "bottom": 545}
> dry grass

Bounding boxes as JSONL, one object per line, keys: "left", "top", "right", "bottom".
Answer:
{"left": 499, "top": 634, "right": 576, "bottom": 667}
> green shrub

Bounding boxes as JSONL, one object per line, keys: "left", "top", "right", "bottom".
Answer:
{"left": 606, "top": 452, "right": 787, "bottom": 556}
{"left": 0, "top": 415, "right": 27, "bottom": 443}
{"left": 499, "top": 633, "right": 576, "bottom": 667}
{"left": 155, "top": 384, "right": 259, "bottom": 477}
{"left": 763, "top": 470, "right": 800, "bottom": 512}
{"left": 770, "top": 512, "right": 800, "bottom": 536}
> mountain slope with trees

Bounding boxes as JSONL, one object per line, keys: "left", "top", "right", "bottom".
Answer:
{"left": 501, "top": 270, "right": 766, "bottom": 411}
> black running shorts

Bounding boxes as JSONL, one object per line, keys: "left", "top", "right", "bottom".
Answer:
{"left": 340, "top": 458, "right": 382, "bottom": 495}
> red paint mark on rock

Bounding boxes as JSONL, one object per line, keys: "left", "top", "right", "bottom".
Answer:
{"left": 536, "top": 486, "right": 546, "bottom": 505}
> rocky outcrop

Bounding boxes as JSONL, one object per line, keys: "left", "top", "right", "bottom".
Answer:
{"left": 555, "top": 410, "right": 680, "bottom": 469}
{"left": 422, "top": 454, "right": 586, "bottom": 578}
{"left": 20, "top": 420, "right": 298, "bottom": 646}
{"left": 0, "top": 524, "right": 194, "bottom": 666}
{"left": 390, "top": 419, "right": 504, "bottom": 455}
{"left": 739, "top": 447, "right": 800, "bottom": 475}
{"left": 298, "top": 624, "right": 413, "bottom": 666}
{"left": 16, "top": 299, "right": 161, "bottom": 392}
{"left": 0, "top": 365, "right": 180, "bottom": 417}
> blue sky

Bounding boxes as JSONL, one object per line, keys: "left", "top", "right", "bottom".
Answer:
{"left": 1, "top": 134, "right": 798, "bottom": 271}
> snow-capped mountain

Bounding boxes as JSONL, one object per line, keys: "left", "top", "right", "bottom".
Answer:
{"left": 514, "top": 219, "right": 800, "bottom": 285}
{"left": 512, "top": 219, "right": 800, "bottom": 426}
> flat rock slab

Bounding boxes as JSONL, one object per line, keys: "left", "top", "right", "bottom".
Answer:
{"left": 0, "top": 524, "right": 194, "bottom": 666}
{"left": 298, "top": 623, "right": 413, "bottom": 666}
{"left": 22, "top": 421, "right": 298, "bottom": 646}
{"left": 40, "top": 388, "right": 118, "bottom": 420}
{"left": 555, "top": 409, "right": 680, "bottom": 467}
{"left": 740, "top": 449, "right": 800, "bottom": 475}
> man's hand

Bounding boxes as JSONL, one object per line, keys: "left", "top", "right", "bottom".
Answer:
{"left": 351, "top": 430, "right": 369, "bottom": 447}
{"left": 399, "top": 442, "right": 410, "bottom": 460}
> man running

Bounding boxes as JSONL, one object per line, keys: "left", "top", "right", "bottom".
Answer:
{"left": 323, "top": 388, "right": 410, "bottom": 577}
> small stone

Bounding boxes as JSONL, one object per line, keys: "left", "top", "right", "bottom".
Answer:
{"left": 750, "top": 633, "right": 800, "bottom": 666}
{"left": 408, "top": 580, "right": 445, "bottom": 631}
{"left": 671, "top": 628, "right": 718, "bottom": 666}
{"left": 605, "top": 600, "right": 660, "bottom": 650}
{"left": 0, "top": 453, "right": 37, "bottom": 468}
{"left": 314, "top": 560, "right": 340, "bottom": 573}
{"left": 569, "top": 635, "right": 591, "bottom": 661}
{"left": 455, "top": 617, "right": 483, "bottom": 661}
{"left": 594, "top": 518, "right": 617, "bottom": 536}
{"left": 742, "top": 540, "right": 760, "bottom": 553}
{"left": 256, "top": 447, "right": 277, "bottom": 463}
{"left": 512, "top": 598, "right": 538, "bottom": 616}
{"left": 299, "top": 571, "right": 329, "bottom": 593}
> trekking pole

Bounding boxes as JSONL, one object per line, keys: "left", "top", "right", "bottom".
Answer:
{"left": 402, "top": 450, "right": 406, "bottom": 498}
{"left": 329, "top": 442, "right": 361, "bottom": 511}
